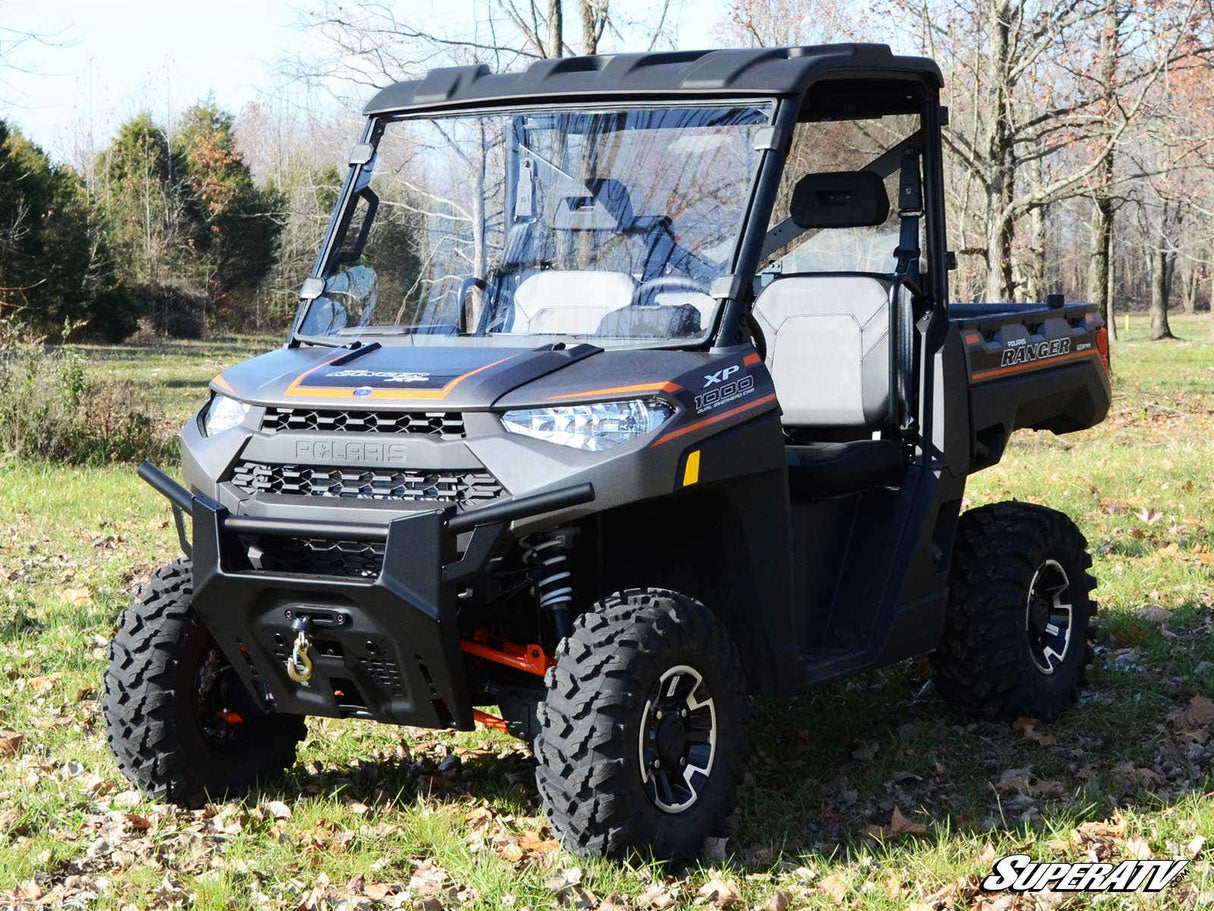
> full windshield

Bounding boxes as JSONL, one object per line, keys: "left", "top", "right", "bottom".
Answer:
{"left": 296, "top": 103, "right": 772, "bottom": 346}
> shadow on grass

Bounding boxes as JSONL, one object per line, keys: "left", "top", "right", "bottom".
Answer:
{"left": 247, "top": 607, "right": 1213, "bottom": 871}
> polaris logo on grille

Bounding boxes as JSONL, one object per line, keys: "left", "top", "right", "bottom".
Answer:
{"left": 1000, "top": 337, "right": 1071, "bottom": 367}
{"left": 294, "top": 440, "right": 406, "bottom": 464}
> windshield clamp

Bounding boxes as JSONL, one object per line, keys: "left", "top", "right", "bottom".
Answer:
{"left": 299, "top": 277, "right": 325, "bottom": 300}
{"left": 752, "top": 126, "right": 787, "bottom": 153}
{"left": 710, "top": 274, "right": 747, "bottom": 301}
{"left": 349, "top": 142, "right": 375, "bottom": 166}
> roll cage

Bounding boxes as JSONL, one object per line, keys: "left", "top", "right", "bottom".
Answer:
{"left": 292, "top": 45, "right": 949, "bottom": 358}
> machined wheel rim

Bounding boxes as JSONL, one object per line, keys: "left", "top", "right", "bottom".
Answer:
{"left": 1025, "top": 558, "right": 1074, "bottom": 675}
{"left": 638, "top": 664, "right": 717, "bottom": 813}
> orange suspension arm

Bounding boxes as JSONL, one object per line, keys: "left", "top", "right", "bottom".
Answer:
{"left": 472, "top": 709, "right": 509, "bottom": 731}
{"left": 460, "top": 629, "right": 555, "bottom": 677}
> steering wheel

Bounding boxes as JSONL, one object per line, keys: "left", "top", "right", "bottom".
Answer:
{"left": 631, "top": 275, "right": 710, "bottom": 309}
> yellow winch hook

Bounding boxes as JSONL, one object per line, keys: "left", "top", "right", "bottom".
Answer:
{"left": 286, "top": 630, "right": 314, "bottom": 684}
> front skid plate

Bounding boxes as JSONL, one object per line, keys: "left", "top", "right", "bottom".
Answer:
{"left": 189, "top": 501, "right": 475, "bottom": 730}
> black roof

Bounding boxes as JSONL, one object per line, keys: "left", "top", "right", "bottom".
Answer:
{"left": 363, "top": 44, "right": 942, "bottom": 116}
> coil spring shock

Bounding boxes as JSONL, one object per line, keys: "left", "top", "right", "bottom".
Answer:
{"left": 523, "top": 530, "right": 574, "bottom": 639}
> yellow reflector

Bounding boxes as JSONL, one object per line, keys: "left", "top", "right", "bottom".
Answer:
{"left": 682, "top": 449, "right": 700, "bottom": 486}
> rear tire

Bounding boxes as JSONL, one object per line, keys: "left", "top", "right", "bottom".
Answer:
{"left": 534, "top": 589, "right": 746, "bottom": 859}
{"left": 103, "top": 559, "right": 305, "bottom": 807}
{"left": 931, "top": 502, "right": 1096, "bottom": 721}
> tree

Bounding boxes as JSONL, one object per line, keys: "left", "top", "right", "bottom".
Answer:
{"left": 173, "top": 102, "right": 283, "bottom": 325}
{"left": 95, "top": 113, "right": 192, "bottom": 289}
{"left": 716, "top": 0, "right": 851, "bottom": 47}
{"left": 0, "top": 120, "right": 106, "bottom": 333}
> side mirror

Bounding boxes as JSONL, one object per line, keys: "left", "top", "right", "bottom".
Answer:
{"left": 790, "top": 171, "right": 890, "bottom": 229}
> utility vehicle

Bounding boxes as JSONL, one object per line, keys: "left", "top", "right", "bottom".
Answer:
{"left": 104, "top": 44, "right": 1112, "bottom": 859}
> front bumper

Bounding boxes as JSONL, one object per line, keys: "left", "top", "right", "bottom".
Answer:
{"left": 138, "top": 463, "right": 591, "bottom": 730}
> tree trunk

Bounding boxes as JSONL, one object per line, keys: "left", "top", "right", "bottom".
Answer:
{"left": 547, "top": 0, "right": 563, "bottom": 57}
{"left": 1182, "top": 261, "right": 1197, "bottom": 314}
{"left": 1088, "top": 197, "right": 1117, "bottom": 338}
{"left": 1024, "top": 197, "right": 1047, "bottom": 302}
{"left": 1087, "top": 0, "right": 1119, "bottom": 334}
{"left": 581, "top": 0, "right": 599, "bottom": 54}
{"left": 985, "top": 209, "right": 1016, "bottom": 302}
{"left": 983, "top": 0, "right": 1017, "bottom": 302}
{"left": 1150, "top": 245, "right": 1176, "bottom": 340}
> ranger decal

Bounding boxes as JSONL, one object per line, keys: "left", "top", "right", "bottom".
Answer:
{"left": 1000, "top": 337, "right": 1071, "bottom": 368}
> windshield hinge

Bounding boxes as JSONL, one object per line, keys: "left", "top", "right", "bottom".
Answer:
{"left": 299, "top": 277, "right": 325, "bottom": 300}
{"left": 349, "top": 142, "right": 375, "bottom": 166}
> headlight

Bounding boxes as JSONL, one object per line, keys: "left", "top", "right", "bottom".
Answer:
{"left": 501, "top": 399, "right": 675, "bottom": 451}
{"left": 203, "top": 394, "right": 251, "bottom": 436}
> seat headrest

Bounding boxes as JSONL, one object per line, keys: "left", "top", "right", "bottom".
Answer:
{"left": 790, "top": 171, "right": 890, "bottom": 229}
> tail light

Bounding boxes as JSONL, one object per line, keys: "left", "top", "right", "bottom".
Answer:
{"left": 1095, "top": 326, "right": 1110, "bottom": 372}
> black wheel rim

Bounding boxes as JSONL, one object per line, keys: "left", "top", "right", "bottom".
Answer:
{"left": 194, "top": 645, "right": 256, "bottom": 749}
{"left": 1025, "top": 558, "right": 1074, "bottom": 675}
{"left": 638, "top": 665, "right": 717, "bottom": 813}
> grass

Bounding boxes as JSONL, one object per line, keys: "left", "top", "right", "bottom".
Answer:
{"left": 1, "top": 316, "right": 1212, "bottom": 909}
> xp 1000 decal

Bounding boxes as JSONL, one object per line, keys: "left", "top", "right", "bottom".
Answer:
{"left": 693, "top": 356, "right": 762, "bottom": 414}
{"left": 695, "top": 370, "right": 755, "bottom": 414}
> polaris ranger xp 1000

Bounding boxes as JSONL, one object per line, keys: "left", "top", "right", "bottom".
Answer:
{"left": 105, "top": 44, "right": 1112, "bottom": 859}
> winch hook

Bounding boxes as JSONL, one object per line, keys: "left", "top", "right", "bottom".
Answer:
{"left": 286, "top": 616, "right": 314, "bottom": 684}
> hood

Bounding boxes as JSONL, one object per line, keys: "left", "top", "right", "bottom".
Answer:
{"left": 214, "top": 342, "right": 601, "bottom": 410}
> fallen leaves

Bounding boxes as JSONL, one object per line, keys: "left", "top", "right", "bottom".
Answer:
{"left": 1124, "top": 835, "right": 1153, "bottom": 860}
{"left": 0, "top": 730, "right": 23, "bottom": 756}
{"left": 696, "top": 877, "right": 740, "bottom": 909}
{"left": 261, "top": 799, "right": 292, "bottom": 820}
{"left": 61, "top": 586, "right": 92, "bottom": 607}
{"left": 868, "top": 806, "right": 930, "bottom": 840}
{"left": 995, "top": 768, "right": 1066, "bottom": 799}
{"left": 1183, "top": 694, "right": 1214, "bottom": 727}
{"left": 636, "top": 882, "right": 679, "bottom": 909}
{"left": 27, "top": 672, "right": 61, "bottom": 693}
{"left": 816, "top": 873, "right": 849, "bottom": 902}
{"left": 1013, "top": 717, "right": 1057, "bottom": 747}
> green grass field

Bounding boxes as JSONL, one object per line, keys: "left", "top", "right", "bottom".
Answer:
{"left": 1, "top": 317, "right": 1212, "bottom": 909}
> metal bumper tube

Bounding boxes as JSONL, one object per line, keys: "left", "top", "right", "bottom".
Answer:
{"left": 136, "top": 462, "right": 593, "bottom": 730}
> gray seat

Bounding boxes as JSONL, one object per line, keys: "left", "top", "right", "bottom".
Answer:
{"left": 752, "top": 275, "right": 891, "bottom": 427}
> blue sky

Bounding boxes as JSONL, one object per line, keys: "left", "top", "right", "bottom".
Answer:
{"left": 1, "top": 0, "right": 305, "bottom": 160}
{"left": 1, "top": 0, "right": 721, "bottom": 164}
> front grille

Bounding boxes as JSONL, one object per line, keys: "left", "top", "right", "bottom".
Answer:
{"left": 230, "top": 461, "right": 503, "bottom": 506}
{"left": 254, "top": 537, "right": 385, "bottom": 579}
{"left": 261, "top": 407, "right": 465, "bottom": 439}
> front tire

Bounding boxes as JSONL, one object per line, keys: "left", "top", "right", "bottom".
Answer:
{"left": 931, "top": 502, "right": 1096, "bottom": 721}
{"left": 533, "top": 589, "right": 746, "bottom": 859}
{"left": 103, "top": 559, "right": 305, "bottom": 807}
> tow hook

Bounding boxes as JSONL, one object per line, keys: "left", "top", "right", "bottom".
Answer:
{"left": 286, "top": 616, "right": 315, "bottom": 684}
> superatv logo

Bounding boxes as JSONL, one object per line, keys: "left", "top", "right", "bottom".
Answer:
{"left": 982, "top": 854, "right": 1188, "bottom": 894}
{"left": 327, "top": 369, "right": 432, "bottom": 384}
{"left": 1000, "top": 337, "right": 1071, "bottom": 368}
